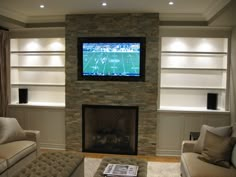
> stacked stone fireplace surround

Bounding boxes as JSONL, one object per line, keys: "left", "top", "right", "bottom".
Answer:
{"left": 65, "top": 13, "right": 159, "bottom": 155}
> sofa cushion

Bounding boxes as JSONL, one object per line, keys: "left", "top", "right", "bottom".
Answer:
{"left": 181, "top": 152, "right": 236, "bottom": 177}
{"left": 0, "top": 158, "right": 7, "bottom": 174}
{"left": 0, "top": 117, "right": 26, "bottom": 144}
{"left": 198, "top": 131, "right": 233, "bottom": 168}
{"left": 194, "top": 125, "right": 232, "bottom": 154}
{"left": 0, "top": 141, "right": 36, "bottom": 167}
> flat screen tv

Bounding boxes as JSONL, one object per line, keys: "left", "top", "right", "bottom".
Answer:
{"left": 77, "top": 37, "right": 146, "bottom": 81}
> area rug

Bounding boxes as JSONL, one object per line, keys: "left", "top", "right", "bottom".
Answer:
{"left": 84, "top": 158, "right": 181, "bottom": 177}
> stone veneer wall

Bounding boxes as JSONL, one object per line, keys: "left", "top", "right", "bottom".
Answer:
{"left": 65, "top": 13, "right": 159, "bottom": 155}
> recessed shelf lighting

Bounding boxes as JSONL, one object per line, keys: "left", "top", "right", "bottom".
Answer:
{"left": 102, "top": 2, "right": 107, "bottom": 6}
{"left": 40, "top": 4, "right": 45, "bottom": 8}
{"left": 169, "top": 1, "right": 174, "bottom": 5}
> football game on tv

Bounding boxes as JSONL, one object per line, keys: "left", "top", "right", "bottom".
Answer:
{"left": 77, "top": 37, "right": 145, "bottom": 81}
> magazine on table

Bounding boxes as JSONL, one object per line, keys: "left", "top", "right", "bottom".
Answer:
{"left": 103, "top": 163, "right": 139, "bottom": 177}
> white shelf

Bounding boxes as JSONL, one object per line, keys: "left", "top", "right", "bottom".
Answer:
{"left": 161, "top": 67, "right": 226, "bottom": 71}
{"left": 11, "top": 83, "right": 65, "bottom": 87}
{"left": 158, "top": 106, "right": 229, "bottom": 114}
{"left": 9, "top": 102, "right": 65, "bottom": 108}
{"left": 161, "top": 51, "right": 227, "bottom": 55}
{"left": 11, "top": 66, "right": 64, "bottom": 69}
{"left": 11, "top": 51, "right": 65, "bottom": 54}
{"left": 160, "top": 86, "right": 226, "bottom": 90}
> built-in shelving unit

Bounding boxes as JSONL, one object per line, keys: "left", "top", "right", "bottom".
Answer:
{"left": 160, "top": 37, "right": 229, "bottom": 111}
{"left": 10, "top": 38, "right": 65, "bottom": 107}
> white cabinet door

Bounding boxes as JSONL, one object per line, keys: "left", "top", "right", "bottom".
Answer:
{"left": 8, "top": 106, "right": 66, "bottom": 150}
{"left": 157, "top": 111, "right": 230, "bottom": 156}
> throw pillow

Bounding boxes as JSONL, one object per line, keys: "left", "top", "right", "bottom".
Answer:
{"left": 232, "top": 144, "right": 236, "bottom": 168}
{"left": 194, "top": 124, "right": 232, "bottom": 153}
{"left": 0, "top": 117, "right": 26, "bottom": 144}
{"left": 198, "top": 130, "right": 234, "bottom": 168}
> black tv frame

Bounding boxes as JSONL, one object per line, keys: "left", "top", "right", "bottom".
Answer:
{"left": 77, "top": 37, "right": 146, "bottom": 81}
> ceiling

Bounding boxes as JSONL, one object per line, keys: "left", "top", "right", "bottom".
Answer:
{"left": 0, "top": 0, "right": 232, "bottom": 28}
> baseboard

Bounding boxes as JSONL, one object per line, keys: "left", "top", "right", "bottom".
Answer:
{"left": 156, "top": 149, "right": 181, "bottom": 156}
{"left": 40, "top": 142, "right": 66, "bottom": 150}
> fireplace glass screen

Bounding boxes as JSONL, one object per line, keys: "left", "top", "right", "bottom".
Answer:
{"left": 82, "top": 105, "right": 138, "bottom": 155}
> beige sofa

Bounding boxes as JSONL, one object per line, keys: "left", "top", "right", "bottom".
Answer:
{"left": 0, "top": 118, "right": 40, "bottom": 177}
{"left": 180, "top": 124, "right": 236, "bottom": 177}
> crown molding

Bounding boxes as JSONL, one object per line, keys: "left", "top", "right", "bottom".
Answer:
{"left": 0, "top": 7, "right": 26, "bottom": 22}
{"left": 0, "top": 15, "right": 25, "bottom": 29}
{"left": 0, "top": 6, "right": 65, "bottom": 24}
{"left": 159, "top": 21, "right": 207, "bottom": 26}
{"left": 159, "top": 13, "right": 206, "bottom": 21}
{"left": 208, "top": 0, "right": 235, "bottom": 26}
{"left": 25, "top": 15, "right": 65, "bottom": 23}
{"left": 25, "top": 22, "right": 65, "bottom": 28}
{"left": 30, "top": 13, "right": 206, "bottom": 23}
{"left": 203, "top": 0, "right": 231, "bottom": 20}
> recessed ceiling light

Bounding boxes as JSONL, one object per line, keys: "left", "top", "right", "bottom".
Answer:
{"left": 102, "top": 2, "right": 107, "bottom": 6}
{"left": 169, "top": 1, "right": 174, "bottom": 5}
{"left": 40, "top": 4, "right": 45, "bottom": 8}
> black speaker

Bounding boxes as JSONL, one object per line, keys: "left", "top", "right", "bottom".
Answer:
{"left": 207, "top": 93, "right": 217, "bottom": 110}
{"left": 19, "top": 88, "right": 28, "bottom": 104}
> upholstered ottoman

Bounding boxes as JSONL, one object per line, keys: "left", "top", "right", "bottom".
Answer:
{"left": 13, "top": 151, "right": 84, "bottom": 177}
{"left": 94, "top": 157, "right": 147, "bottom": 177}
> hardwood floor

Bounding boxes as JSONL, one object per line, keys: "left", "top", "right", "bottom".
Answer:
{"left": 82, "top": 152, "right": 180, "bottom": 162}
{"left": 41, "top": 149, "right": 180, "bottom": 162}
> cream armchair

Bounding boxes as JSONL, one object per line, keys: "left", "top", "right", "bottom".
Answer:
{"left": 0, "top": 117, "right": 40, "bottom": 177}
{"left": 180, "top": 125, "right": 236, "bottom": 177}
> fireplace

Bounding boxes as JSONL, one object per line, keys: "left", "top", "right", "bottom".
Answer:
{"left": 82, "top": 105, "right": 138, "bottom": 155}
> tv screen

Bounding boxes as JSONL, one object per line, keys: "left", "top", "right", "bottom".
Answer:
{"left": 77, "top": 37, "right": 145, "bottom": 81}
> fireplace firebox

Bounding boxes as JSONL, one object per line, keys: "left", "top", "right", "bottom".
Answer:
{"left": 82, "top": 105, "right": 138, "bottom": 155}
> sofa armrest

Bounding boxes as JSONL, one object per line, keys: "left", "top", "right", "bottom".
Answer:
{"left": 24, "top": 130, "right": 40, "bottom": 156}
{"left": 181, "top": 140, "right": 197, "bottom": 153}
